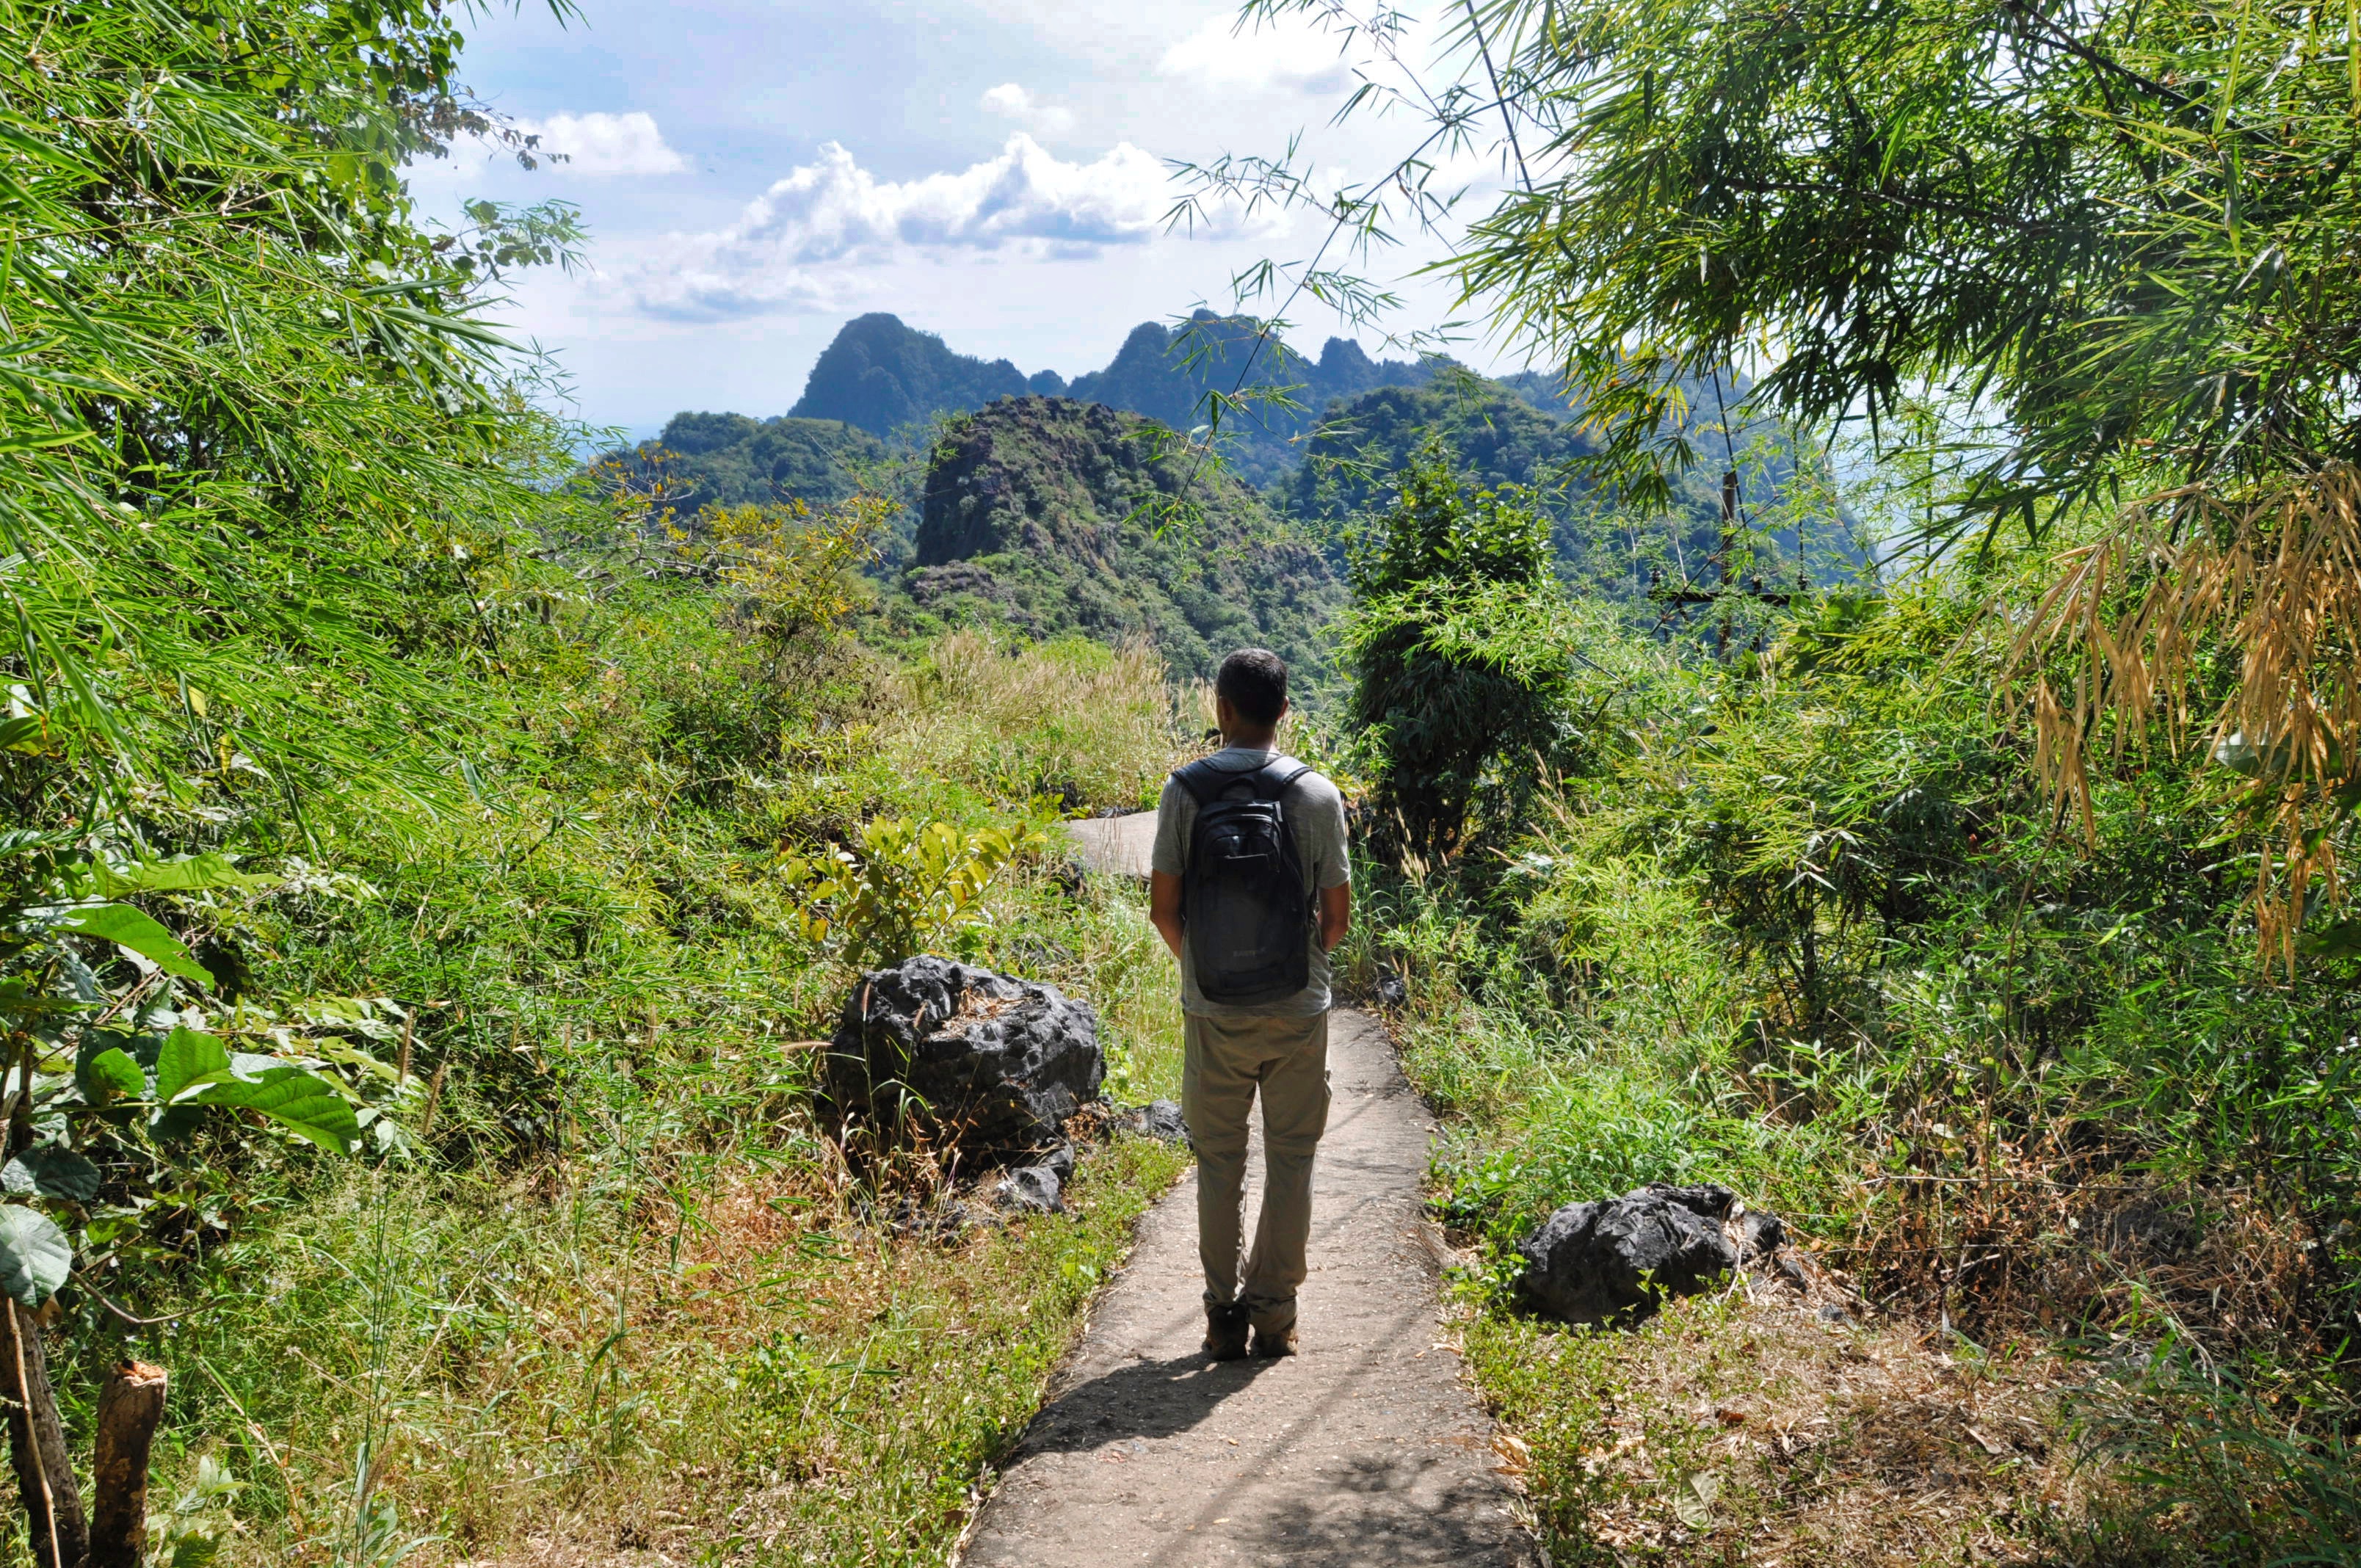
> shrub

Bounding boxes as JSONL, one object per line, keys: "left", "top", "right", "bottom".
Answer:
{"left": 1341, "top": 442, "right": 1586, "bottom": 863}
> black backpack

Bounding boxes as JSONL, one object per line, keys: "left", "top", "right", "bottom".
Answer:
{"left": 1173, "top": 754, "right": 1315, "bottom": 1004}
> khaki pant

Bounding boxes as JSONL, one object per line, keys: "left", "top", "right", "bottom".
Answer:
{"left": 1181, "top": 1009, "right": 1331, "bottom": 1331}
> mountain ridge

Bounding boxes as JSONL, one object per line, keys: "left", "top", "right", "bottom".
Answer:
{"left": 788, "top": 311, "right": 1447, "bottom": 480}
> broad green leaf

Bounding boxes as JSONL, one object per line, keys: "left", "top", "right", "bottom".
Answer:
{"left": 0, "top": 716, "right": 49, "bottom": 755}
{"left": 1, "top": 1147, "right": 100, "bottom": 1205}
{"left": 187, "top": 1067, "right": 360, "bottom": 1154}
{"left": 76, "top": 1046, "right": 145, "bottom": 1106}
{"left": 169, "top": 1536, "right": 222, "bottom": 1568}
{"left": 156, "top": 1027, "right": 231, "bottom": 1103}
{"left": 0, "top": 1207, "right": 71, "bottom": 1306}
{"left": 54, "top": 904, "right": 211, "bottom": 987}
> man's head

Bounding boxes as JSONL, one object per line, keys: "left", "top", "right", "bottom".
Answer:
{"left": 1214, "top": 648, "right": 1288, "bottom": 744}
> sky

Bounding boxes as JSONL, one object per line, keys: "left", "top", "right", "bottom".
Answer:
{"left": 405, "top": 0, "right": 1515, "bottom": 440}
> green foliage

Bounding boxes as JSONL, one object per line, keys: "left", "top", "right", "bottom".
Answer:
{"left": 1341, "top": 517, "right": 2361, "bottom": 1551}
{"left": 0, "top": 1, "right": 1216, "bottom": 1562}
{"left": 1343, "top": 443, "right": 1592, "bottom": 860}
{"left": 0, "top": 0, "right": 586, "bottom": 805}
{"left": 592, "top": 413, "right": 893, "bottom": 539}
{"left": 1454, "top": 0, "right": 2361, "bottom": 531}
{"left": 779, "top": 817, "right": 1050, "bottom": 969}
{"left": 0, "top": 1208, "right": 73, "bottom": 1308}
{"left": 1281, "top": 378, "right": 1854, "bottom": 603}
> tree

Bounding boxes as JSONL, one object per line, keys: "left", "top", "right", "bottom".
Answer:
{"left": 0, "top": 0, "right": 583, "bottom": 1554}
{"left": 1209, "top": 0, "right": 2361, "bottom": 954}
{"left": 1344, "top": 443, "right": 1581, "bottom": 863}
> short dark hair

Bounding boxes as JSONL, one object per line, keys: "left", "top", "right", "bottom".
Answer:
{"left": 1216, "top": 648, "right": 1288, "bottom": 727}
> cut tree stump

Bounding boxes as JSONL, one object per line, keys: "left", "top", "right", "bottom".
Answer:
{"left": 1, "top": 1300, "right": 88, "bottom": 1568}
{"left": 88, "top": 1360, "right": 167, "bottom": 1568}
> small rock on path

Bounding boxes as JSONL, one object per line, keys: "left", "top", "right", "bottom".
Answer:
{"left": 959, "top": 1008, "right": 1540, "bottom": 1567}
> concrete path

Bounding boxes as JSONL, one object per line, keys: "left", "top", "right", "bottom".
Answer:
{"left": 1065, "top": 810, "right": 1158, "bottom": 879}
{"left": 959, "top": 1008, "right": 1540, "bottom": 1567}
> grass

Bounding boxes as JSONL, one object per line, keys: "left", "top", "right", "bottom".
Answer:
{"left": 135, "top": 1130, "right": 1189, "bottom": 1565}
{"left": 1337, "top": 577, "right": 2361, "bottom": 1564}
{"left": 881, "top": 631, "right": 1193, "bottom": 816}
{"left": 1461, "top": 1281, "right": 2086, "bottom": 1565}
{"left": 12, "top": 578, "right": 1204, "bottom": 1566}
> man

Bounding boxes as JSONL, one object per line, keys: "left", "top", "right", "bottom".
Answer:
{"left": 1149, "top": 647, "right": 1352, "bottom": 1361}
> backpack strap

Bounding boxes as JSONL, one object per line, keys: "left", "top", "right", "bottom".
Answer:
{"left": 1248, "top": 756, "right": 1313, "bottom": 801}
{"left": 1170, "top": 754, "right": 1310, "bottom": 806}
{"left": 1169, "top": 755, "right": 1228, "bottom": 807}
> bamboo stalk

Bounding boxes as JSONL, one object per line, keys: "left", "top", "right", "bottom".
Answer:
{"left": 419, "top": 1059, "right": 449, "bottom": 1141}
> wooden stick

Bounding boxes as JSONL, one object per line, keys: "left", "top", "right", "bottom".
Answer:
{"left": 87, "top": 1360, "right": 166, "bottom": 1568}
{"left": 2, "top": 1301, "right": 87, "bottom": 1568}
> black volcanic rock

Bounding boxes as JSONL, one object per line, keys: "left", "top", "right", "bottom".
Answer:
{"left": 819, "top": 956, "right": 1105, "bottom": 1155}
{"left": 1515, "top": 1183, "right": 1785, "bottom": 1326}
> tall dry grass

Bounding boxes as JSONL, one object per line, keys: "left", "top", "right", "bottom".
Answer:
{"left": 878, "top": 631, "right": 1194, "bottom": 813}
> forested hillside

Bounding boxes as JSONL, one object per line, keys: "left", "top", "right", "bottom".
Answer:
{"left": 904, "top": 397, "right": 1343, "bottom": 683}
{"left": 597, "top": 410, "right": 888, "bottom": 513}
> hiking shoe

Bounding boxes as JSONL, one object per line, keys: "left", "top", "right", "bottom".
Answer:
{"left": 1250, "top": 1323, "right": 1297, "bottom": 1358}
{"left": 1203, "top": 1302, "right": 1250, "bottom": 1361}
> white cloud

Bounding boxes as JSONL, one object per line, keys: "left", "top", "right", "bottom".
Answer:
{"left": 1158, "top": 11, "right": 1360, "bottom": 95}
{"left": 623, "top": 134, "right": 1258, "bottom": 321}
{"left": 517, "top": 112, "right": 686, "bottom": 178}
{"left": 980, "top": 82, "right": 1076, "bottom": 135}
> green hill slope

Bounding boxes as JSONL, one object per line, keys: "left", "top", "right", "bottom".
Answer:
{"left": 601, "top": 411, "right": 888, "bottom": 514}
{"left": 904, "top": 396, "right": 1343, "bottom": 683}
{"left": 1282, "top": 382, "right": 1860, "bottom": 603}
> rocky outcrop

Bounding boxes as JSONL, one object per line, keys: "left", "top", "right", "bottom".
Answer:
{"left": 819, "top": 957, "right": 1104, "bottom": 1156}
{"left": 909, "top": 396, "right": 1342, "bottom": 683}
{"left": 788, "top": 313, "right": 1034, "bottom": 436}
{"left": 1515, "top": 1183, "right": 1785, "bottom": 1326}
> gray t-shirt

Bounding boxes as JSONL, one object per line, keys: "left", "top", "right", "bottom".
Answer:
{"left": 1152, "top": 746, "right": 1350, "bottom": 1018}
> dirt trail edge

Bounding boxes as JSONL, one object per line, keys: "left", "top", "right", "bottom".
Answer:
{"left": 958, "top": 996, "right": 1542, "bottom": 1566}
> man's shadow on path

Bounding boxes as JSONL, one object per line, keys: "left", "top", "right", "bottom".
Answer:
{"left": 1012, "top": 1350, "right": 1280, "bottom": 1456}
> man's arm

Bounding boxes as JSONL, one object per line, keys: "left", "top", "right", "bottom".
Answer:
{"left": 1150, "top": 870, "right": 1184, "bottom": 959}
{"left": 1319, "top": 881, "right": 1352, "bottom": 954}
